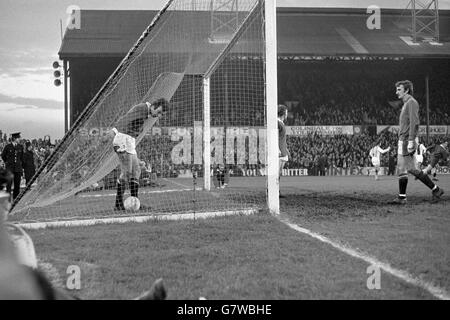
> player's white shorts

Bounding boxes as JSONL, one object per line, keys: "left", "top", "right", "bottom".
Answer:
{"left": 415, "top": 155, "right": 423, "bottom": 164}
{"left": 371, "top": 157, "right": 380, "bottom": 167}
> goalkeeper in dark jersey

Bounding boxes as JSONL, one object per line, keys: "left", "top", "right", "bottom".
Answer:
{"left": 422, "top": 140, "right": 449, "bottom": 182}
{"left": 389, "top": 80, "right": 444, "bottom": 204}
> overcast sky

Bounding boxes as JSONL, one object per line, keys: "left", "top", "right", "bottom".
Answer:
{"left": 0, "top": 0, "right": 449, "bottom": 140}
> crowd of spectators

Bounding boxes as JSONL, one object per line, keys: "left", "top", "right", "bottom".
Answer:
{"left": 286, "top": 132, "right": 396, "bottom": 174}
{"left": 0, "top": 131, "right": 60, "bottom": 170}
{"left": 286, "top": 132, "right": 449, "bottom": 175}
{"left": 135, "top": 132, "right": 449, "bottom": 177}
{"left": 279, "top": 59, "right": 450, "bottom": 126}
{"left": 2, "top": 58, "right": 449, "bottom": 179}
{"left": 0, "top": 130, "right": 178, "bottom": 190}
{"left": 2, "top": 128, "right": 448, "bottom": 182}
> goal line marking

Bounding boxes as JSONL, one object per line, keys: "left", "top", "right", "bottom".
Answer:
{"left": 277, "top": 215, "right": 450, "bottom": 300}
{"left": 79, "top": 188, "right": 192, "bottom": 198}
{"left": 15, "top": 209, "right": 258, "bottom": 230}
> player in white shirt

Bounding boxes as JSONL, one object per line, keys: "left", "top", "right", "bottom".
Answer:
{"left": 369, "top": 142, "right": 390, "bottom": 180}
{"left": 111, "top": 98, "right": 168, "bottom": 211}
{"left": 414, "top": 139, "right": 427, "bottom": 170}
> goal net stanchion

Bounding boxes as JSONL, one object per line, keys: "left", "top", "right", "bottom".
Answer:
{"left": 8, "top": 0, "right": 278, "bottom": 228}
{"left": 9, "top": 0, "right": 176, "bottom": 213}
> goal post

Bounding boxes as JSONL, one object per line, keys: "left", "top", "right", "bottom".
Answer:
{"left": 264, "top": 0, "right": 280, "bottom": 215}
{"left": 8, "top": 0, "right": 280, "bottom": 227}
{"left": 203, "top": 76, "right": 211, "bottom": 191}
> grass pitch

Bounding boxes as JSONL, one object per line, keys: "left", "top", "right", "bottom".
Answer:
{"left": 280, "top": 175, "right": 450, "bottom": 295}
{"left": 26, "top": 174, "right": 449, "bottom": 299}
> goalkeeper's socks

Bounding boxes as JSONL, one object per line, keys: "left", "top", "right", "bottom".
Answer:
{"left": 418, "top": 172, "right": 435, "bottom": 190}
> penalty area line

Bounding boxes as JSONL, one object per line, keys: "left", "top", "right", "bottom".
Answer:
{"left": 276, "top": 215, "right": 450, "bottom": 300}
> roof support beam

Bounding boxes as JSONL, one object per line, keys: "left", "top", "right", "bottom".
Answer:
{"left": 407, "top": 0, "right": 440, "bottom": 43}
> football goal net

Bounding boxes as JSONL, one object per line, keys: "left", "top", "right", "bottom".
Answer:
{"left": 9, "top": 0, "right": 279, "bottom": 228}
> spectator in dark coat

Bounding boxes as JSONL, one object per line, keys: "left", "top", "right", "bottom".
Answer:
{"left": 23, "top": 141, "right": 36, "bottom": 186}
{"left": 1, "top": 133, "right": 24, "bottom": 200}
{"left": 318, "top": 155, "right": 328, "bottom": 176}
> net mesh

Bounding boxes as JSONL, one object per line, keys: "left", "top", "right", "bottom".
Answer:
{"left": 9, "top": 0, "right": 268, "bottom": 223}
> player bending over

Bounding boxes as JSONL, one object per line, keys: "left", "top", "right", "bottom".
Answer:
{"left": 369, "top": 141, "right": 390, "bottom": 180}
{"left": 422, "top": 140, "right": 449, "bottom": 182}
{"left": 389, "top": 80, "right": 443, "bottom": 204}
{"left": 111, "top": 98, "right": 168, "bottom": 211}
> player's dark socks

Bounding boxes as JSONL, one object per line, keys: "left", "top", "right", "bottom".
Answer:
{"left": 399, "top": 174, "right": 408, "bottom": 196}
{"left": 115, "top": 181, "right": 125, "bottom": 209}
{"left": 130, "top": 180, "right": 139, "bottom": 198}
{"left": 419, "top": 174, "right": 436, "bottom": 190}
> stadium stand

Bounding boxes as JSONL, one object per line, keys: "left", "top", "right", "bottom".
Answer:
{"left": 279, "top": 59, "right": 450, "bottom": 126}
{"left": 1, "top": 129, "right": 448, "bottom": 182}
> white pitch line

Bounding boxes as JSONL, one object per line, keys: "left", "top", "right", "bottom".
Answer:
{"left": 277, "top": 215, "right": 450, "bottom": 300}
{"left": 16, "top": 209, "right": 257, "bottom": 230}
{"left": 79, "top": 188, "right": 192, "bottom": 198}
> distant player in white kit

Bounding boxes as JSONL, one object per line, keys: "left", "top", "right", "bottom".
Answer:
{"left": 414, "top": 138, "right": 427, "bottom": 170}
{"left": 369, "top": 142, "right": 390, "bottom": 180}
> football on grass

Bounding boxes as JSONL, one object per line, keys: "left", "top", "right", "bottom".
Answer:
{"left": 124, "top": 196, "right": 140, "bottom": 212}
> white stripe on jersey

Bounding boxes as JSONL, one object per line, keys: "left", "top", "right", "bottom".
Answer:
{"left": 416, "top": 144, "right": 426, "bottom": 156}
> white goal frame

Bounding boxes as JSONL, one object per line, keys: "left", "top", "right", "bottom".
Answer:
{"left": 264, "top": 0, "right": 279, "bottom": 215}
{"left": 13, "top": 0, "right": 279, "bottom": 230}
{"left": 201, "top": 0, "right": 279, "bottom": 214}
